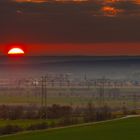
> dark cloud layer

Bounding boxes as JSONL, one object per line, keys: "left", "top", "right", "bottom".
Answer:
{"left": 0, "top": 0, "right": 140, "bottom": 44}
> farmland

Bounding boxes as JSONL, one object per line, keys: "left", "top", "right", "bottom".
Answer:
{"left": 0, "top": 86, "right": 140, "bottom": 109}
{"left": 0, "top": 116, "right": 140, "bottom": 140}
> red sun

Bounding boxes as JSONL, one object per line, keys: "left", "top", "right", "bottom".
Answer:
{"left": 8, "top": 48, "right": 25, "bottom": 56}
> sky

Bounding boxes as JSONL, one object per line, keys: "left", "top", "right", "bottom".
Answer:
{"left": 0, "top": 0, "right": 140, "bottom": 55}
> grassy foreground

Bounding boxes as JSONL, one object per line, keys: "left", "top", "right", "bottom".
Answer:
{"left": 0, "top": 119, "right": 52, "bottom": 129}
{"left": 0, "top": 117, "right": 140, "bottom": 140}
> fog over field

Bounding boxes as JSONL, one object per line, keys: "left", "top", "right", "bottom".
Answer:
{"left": 0, "top": 56, "right": 140, "bottom": 79}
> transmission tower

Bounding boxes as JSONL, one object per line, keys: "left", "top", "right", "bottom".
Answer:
{"left": 41, "top": 76, "right": 47, "bottom": 108}
{"left": 98, "top": 77, "right": 106, "bottom": 107}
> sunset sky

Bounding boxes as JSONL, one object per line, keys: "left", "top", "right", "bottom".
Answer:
{"left": 0, "top": 0, "right": 140, "bottom": 56}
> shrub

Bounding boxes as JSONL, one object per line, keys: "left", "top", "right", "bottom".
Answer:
{"left": 0, "top": 125, "right": 23, "bottom": 135}
{"left": 27, "top": 122, "right": 48, "bottom": 131}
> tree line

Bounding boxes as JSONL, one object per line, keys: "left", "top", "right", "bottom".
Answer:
{"left": 0, "top": 103, "right": 138, "bottom": 136}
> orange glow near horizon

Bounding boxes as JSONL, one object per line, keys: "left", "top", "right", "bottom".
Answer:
{"left": 8, "top": 48, "right": 25, "bottom": 56}
{"left": 22, "top": 43, "right": 140, "bottom": 56}
{"left": 1, "top": 43, "right": 140, "bottom": 56}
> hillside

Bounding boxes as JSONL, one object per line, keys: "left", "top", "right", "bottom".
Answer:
{"left": 0, "top": 117, "right": 140, "bottom": 140}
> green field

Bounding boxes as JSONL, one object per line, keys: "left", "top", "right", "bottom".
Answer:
{"left": 0, "top": 117, "right": 140, "bottom": 140}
